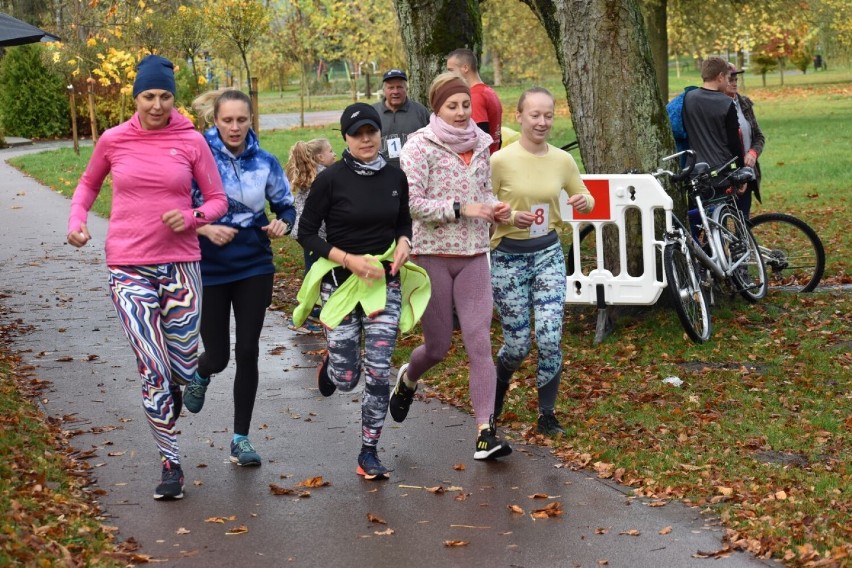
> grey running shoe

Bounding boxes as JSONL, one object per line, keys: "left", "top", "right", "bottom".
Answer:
{"left": 357, "top": 446, "right": 391, "bottom": 480}
{"left": 230, "top": 438, "right": 261, "bottom": 467}
{"left": 183, "top": 373, "right": 209, "bottom": 414}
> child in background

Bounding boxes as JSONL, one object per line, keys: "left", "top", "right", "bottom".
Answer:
{"left": 286, "top": 138, "right": 336, "bottom": 334}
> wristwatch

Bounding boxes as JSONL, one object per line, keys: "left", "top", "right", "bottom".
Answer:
{"left": 453, "top": 201, "right": 461, "bottom": 220}
{"left": 193, "top": 210, "right": 205, "bottom": 219}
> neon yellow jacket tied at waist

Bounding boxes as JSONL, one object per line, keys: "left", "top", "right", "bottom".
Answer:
{"left": 293, "top": 242, "right": 431, "bottom": 332}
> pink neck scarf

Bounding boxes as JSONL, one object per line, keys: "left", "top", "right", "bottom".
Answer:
{"left": 429, "top": 114, "right": 479, "bottom": 154}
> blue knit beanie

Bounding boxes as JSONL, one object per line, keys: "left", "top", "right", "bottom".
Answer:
{"left": 133, "top": 55, "right": 176, "bottom": 98}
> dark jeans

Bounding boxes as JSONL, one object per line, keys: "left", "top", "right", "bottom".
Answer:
{"left": 198, "top": 273, "right": 273, "bottom": 436}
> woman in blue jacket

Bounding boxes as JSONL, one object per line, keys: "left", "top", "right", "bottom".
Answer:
{"left": 186, "top": 88, "right": 296, "bottom": 466}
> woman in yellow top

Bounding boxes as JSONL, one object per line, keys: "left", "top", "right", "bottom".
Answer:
{"left": 490, "top": 87, "right": 594, "bottom": 435}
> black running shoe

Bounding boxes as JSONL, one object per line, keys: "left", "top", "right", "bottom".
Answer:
{"left": 536, "top": 412, "right": 566, "bottom": 436}
{"left": 317, "top": 354, "right": 336, "bottom": 396}
{"left": 473, "top": 416, "right": 512, "bottom": 460}
{"left": 154, "top": 460, "right": 184, "bottom": 500}
{"left": 356, "top": 446, "right": 391, "bottom": 480}
{"left": 389, "top": 363, "right": 416, "bottom": 422}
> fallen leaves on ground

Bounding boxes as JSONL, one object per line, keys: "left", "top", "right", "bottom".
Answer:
{"left": 443, "top": 540, "right": 469, "bottom": 547}
{"left": 530, "top": 502, "right": 563, "bottom": 519}
{"left": 269, "top": 483, "right": 310, "bottom": 497}
{"left": 225, "top": 525, "right": 248, "bottom": 535}
{"left": 296, "top": 476, "right": 330, "bottom": 488}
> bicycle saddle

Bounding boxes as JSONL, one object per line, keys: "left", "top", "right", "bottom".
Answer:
{"left": 712, "top": 166, "right": 756, "bottom": 190}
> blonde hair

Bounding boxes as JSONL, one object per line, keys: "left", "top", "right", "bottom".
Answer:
{"left": 516, "top": 86, "right": 554, "bottom": 112}
{"left": 428, "top": 71, "right": 470, "bottom": 112}
{"left": 191, "top": 87, "right": 252, "bottom": 127}
{"left": 285, "top": 138, "right": 331, "bottom": 192}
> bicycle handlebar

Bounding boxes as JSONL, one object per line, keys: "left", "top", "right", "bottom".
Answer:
{"left": 651, "top": 150, "right": 695, "bottom": 182}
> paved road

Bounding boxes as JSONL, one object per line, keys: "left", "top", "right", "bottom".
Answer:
{"left": 259, "top": 110, "right": 341, "bottom": 131}
{"left": 0, "top": 145, "right": 775, "bottom": 567}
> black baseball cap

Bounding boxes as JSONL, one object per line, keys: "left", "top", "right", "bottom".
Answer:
{"left": 339, "top": 103, "right": 381, "bottom": 138}
{"left": 382, "top": 69, "right": 407, "bottom": 82}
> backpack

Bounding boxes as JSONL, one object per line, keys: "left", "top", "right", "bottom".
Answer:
{"left": 666, "top": 86, "right": 698, "bottom": 152}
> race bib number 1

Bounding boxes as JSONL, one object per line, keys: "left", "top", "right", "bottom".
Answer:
{"left": 529, "top": 203, "right": 549, "bottom": 237}
{"left": 386, "top": 135, "right": 402, "bottom": 159}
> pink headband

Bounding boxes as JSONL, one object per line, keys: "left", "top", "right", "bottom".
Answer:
{"left": 430, "top": 79, "right": 471, "bottom": 112}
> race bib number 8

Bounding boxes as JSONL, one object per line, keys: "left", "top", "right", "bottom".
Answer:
{"left": 529, "top": 203, "right": 549, "bottom": 237}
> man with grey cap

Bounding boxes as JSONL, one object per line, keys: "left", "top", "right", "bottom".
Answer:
{"left": 373, "top": 69, "right": 430, "bottom": 168}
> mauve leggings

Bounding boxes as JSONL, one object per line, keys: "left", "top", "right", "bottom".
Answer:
{"left": 406, "top": 254, "right": 496, "bottom": 425}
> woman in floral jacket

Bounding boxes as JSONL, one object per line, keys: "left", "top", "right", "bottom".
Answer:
{"left": 393, "top": 72, "right": 513, "bottom": 461}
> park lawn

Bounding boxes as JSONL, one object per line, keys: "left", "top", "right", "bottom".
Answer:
{"left": 7, "top": 76, "right": 852, "bottom": 566}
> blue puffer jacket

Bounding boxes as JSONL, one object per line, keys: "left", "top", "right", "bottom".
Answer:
{"left": 193, "top": 127, "right": 296, "bottom": 286}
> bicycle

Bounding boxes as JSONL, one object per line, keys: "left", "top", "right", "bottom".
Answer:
{"left": 657, "top": 151, "right": 770, "bottom": 341}
{"left": 747, "top": 212, "right": 825, "bottom": 293}
{"left": 566, "top": 150, "right": 767, "bottom": 343}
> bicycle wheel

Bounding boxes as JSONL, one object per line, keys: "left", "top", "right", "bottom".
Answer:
{"left": 748, "top": 213, "right": 825, "bottom": 293}
{"left": 715, "top": 205, "right": 767, "bottom": 302}
{"left": 663, "top": 239, "right": 711, "bottom": 343}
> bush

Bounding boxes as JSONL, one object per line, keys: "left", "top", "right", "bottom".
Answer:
{"left": 0, "top": 44, "right": 69, "bottom": 139}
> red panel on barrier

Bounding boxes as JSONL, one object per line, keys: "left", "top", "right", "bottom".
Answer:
{"left": 574, "top": 179, "right": 612, "bottom": 221}
{"left": 572, "top": 179, "right": 611, "bottom": 221}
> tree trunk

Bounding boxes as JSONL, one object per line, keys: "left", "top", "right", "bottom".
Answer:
{"left": 521, "top": 0, "right": 678, "bottom": 275}
{"left": 641, "top": 0, "right": 668, "bottom": 100}
{"left": 492, "top": 50, "right": 503, "bottom": 86}
{"left": 393, "top": 0, "right": 483, "bottom": 106}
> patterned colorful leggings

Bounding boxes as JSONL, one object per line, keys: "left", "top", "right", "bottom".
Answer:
{"left": 491, "top": 241, "right": 565, "bottom": 390}
{"left": 108, "top": 262, "right": 202, "bottom": 465}
{"left": 321, "top": 279, "right": 401, "bottom": 447}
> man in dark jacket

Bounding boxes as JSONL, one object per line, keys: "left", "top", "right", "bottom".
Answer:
{"left": 682, "top": 56, "right": 744, "bottom": 173}
{"left": 372, "top": 69, "right": 430, "bottom": 168}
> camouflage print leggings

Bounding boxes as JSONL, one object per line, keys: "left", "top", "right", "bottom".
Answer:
{"left": 491, "top": 241, "right": 565, "bottom": 389}
{"left": 320, "top": 279, "right": 401, "bottom": 447}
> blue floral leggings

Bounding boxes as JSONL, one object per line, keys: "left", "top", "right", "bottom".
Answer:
{"left": 491, "top": 241, "right": 565, "bottom": 390}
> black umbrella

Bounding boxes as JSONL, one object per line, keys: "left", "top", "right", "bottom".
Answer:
{"left": 0, "top": 11, "right": 61, "bottom": 46}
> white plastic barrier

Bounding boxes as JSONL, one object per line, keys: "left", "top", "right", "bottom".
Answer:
{"left": 560, "top": 174, "right": 673, "bottom": 306}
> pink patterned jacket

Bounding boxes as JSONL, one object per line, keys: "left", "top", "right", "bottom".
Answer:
{"left": 400, "top": 125, "right": 496, "bottom": 257}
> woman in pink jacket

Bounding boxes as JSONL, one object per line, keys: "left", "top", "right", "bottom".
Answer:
{"left": 394, "top": 72, "right": 512, "bottom": 461}
{"left": 66, "top": 55, "right": 227, "bottom": 501}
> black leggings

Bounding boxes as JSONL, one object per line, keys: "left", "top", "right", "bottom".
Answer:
{"left": 198, "top": 273, "right": 273, "bottom": 436}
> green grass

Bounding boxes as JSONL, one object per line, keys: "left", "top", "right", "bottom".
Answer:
{"left": 7, "top": 72, "right": 852, "bottom": 566}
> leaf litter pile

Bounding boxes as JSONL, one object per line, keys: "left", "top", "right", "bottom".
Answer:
{"left": 0, "top": 313, "right": 136, "bottom": 566}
